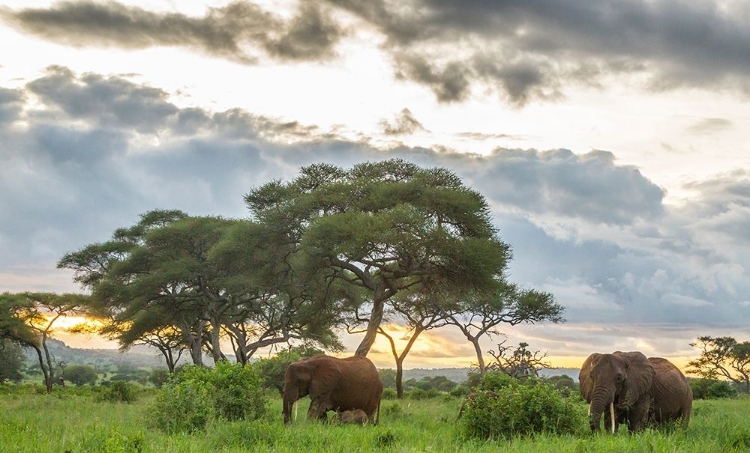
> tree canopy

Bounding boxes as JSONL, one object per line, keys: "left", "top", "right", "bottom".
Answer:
{"left": 245, "top": 159, "right": 517, "bottom": 356}
{"left": 687, "top": 336, "right": 750, "bottom": 393}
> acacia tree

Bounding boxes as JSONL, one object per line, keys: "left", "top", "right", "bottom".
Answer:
{"left": 446, "top": 285, "right": 564, "bottom": 374}
{"left": 60, "top": 210, "right": 343, "bottom": 366}
{"left": 376, "top": 289, "right": 456, "bottom": 398}
{"left": 486, "top": 339, "right": 552, "bottom": 379}
{"left": 687, "top": 336, "right": 750, "bottom": 393}
{"left": 246, "top": 159, "right": 513, "bottom": 357}
{"left": 0, "top": 292, "right": 88, "bottom": 392}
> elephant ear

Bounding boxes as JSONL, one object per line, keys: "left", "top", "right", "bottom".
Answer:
{"left": 578, "top": 353, "right": 602, "bottom": 402}
{"left": 617, "top": 351, "right": 655, "bottom": 407}
{"left": 309, "top": 357, "right": 342, "bottom": 395}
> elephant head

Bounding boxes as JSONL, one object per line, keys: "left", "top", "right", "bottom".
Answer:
{"left": 282, "top": 355, "right": 340, "bottom": 424}
{"left": 579, "top": 351, "right": 655, "bottom": 433}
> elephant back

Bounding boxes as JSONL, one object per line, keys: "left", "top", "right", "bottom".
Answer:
{"left": 648, "top": 357, "right": 692, "bottom": 425}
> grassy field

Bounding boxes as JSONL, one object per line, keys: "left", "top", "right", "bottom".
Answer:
{"left": 1, "top": 387, "right": 749, "bottom": 453}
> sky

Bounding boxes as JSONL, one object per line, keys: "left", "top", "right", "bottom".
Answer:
{"left": 1, "top": 0, "right": 749, "bottom": 371}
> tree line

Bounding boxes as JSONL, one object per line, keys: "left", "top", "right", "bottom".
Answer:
{"left": 1, "top": 160, "right": 564, "bottom": 394}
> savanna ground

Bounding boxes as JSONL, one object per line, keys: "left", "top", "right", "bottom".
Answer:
{"left": 1, "top": 386, "right": 749, "bottom": 453}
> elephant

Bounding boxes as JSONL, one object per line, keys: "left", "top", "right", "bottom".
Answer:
{"left": 579, "top": 351, "right": 692, "bottom": 434}
{"left": 335, "top": 409, "right": 369, "bottom": 425}
{"left": 282, "top": 354, "right": 383, "bottom": 424}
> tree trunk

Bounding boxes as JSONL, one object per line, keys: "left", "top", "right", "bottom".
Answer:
{"left": 396, "top": 358, "right": 405, "bottom": 399}
{"left": 471, "top": 337, "right": 486, "bottom": 375}
{"left": 355, "top": 296, "right": 386, "bottom": 357}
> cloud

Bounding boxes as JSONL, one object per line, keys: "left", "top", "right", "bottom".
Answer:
{"left": 1, "top": 67, "right": 749, "bottom": 353}
{"left": 0, "top": 87, "right": 24, "bottom": 125}
{"left": 687, "top": 117, "right": 733, "bottom": 135}
{"left": 329, "top": 0, "right": 750, "bottom": 104}
{"left": 379, "top": 108, "right": 426, "bottom": 135}
{"left": 6, "top": 1, "right": 750, "bottom": 106}
{"left": 1, "top": 1, "right": 345, "bottom": 63}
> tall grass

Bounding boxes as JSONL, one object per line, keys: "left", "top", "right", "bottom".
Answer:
{"left": 0, "top": 387, "right": 748, "bottom": 452}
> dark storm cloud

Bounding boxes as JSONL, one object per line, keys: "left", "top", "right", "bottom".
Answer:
{"left": 328, "top": 0, "right": 750, "bottom": 103}
{"left": 393, "top": 52, "right": 472, "bottom": 103}
{"left": 1, "top": 0, "right": 344, "bottom": 63}
{"left": 379, "top": 108, "right": 426, "bottom": 135}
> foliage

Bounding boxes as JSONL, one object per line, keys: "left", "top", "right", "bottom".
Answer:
{"left": 382, "top": 388, "right": 398, "bottom": 400}
{"left": 461, "top": 379, "right": 586, "bottom": 439}
{"left": 486, "top": 340, "right": 552, "bottom": 379}
{"left": 149, "top": 368, "right": 170, "bottom": 388}
{"left": 404, "top": 375, "right": 458, "bottom": 392}
{"left": 544, "top": 375, "right": 578, "bottom": 398}
{"left": 0, "top": 340, "right": 24, "bottom": 383}
{"left": 211, "top": 361, "right": 266, "bottom": 421}
{"left": 150, "top": 363, "right": 267, "bottom": 433}
{"left": 689, "top": 378, "right": 738, "bottom": 399}
{"left": 255, "top": 345, "right": 324, "bottom": 395}
{"left": 64, "top": 364, "right": 97, "bottom": 387}
{"left": 96, "top": 381, "right": 138, "bottom": 403}
{"left": 379, "top": 368, "right": 397, "bottom": 389}
{"left": 687, "top": 336, "right": 750, "bottom": 393}
{"left": 246, "top": 159, "right": 514, "bottom": 356}
{"left": 480, "top": 370, "right": 517, "bottom": 392}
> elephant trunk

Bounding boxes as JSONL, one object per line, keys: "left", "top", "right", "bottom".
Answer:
{"left": 588, "top": 384, "right": 615, "bottom": 432}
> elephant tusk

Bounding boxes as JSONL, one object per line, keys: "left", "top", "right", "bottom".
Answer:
{"left": 610, "top": 402, "right": 615, "bottom": 434}
{"left": 588, "top": 402, "right": 592, "bottom": 417}
{"left": 293, "top": 401, "right": 298, "bottom": 421}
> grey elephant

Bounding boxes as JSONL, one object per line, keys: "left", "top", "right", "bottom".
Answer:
{"left": 335, "top": 409, "right": 369, "bottom": 425}
{"left": 283, "top": 354, "right": 383, "bottom": 424}
{"left": 579, "top": 351, "right": 692, "bottom": 433}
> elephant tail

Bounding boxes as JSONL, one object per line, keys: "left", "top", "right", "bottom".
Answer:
{"left": 376, "top": 400, "right": 381, "bottom": 425}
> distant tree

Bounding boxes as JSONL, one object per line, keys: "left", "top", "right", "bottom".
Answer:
{"left": 0, "top": 292, "right": 88, "bottom": 392}
{"left": 64, "top": 365, "right": 97, "bottom": 387}
{"left": 687, "top": 336, "right": 750, "bottom": 394}
{"left": 378, "top": 368, "right": 397, "bottom": 389}
{"left": 149, "top": 368, "right": 170, "bottom": 388}
{"left": 545, "top": 374, "right": 577, "bottom": 397}
{"left": 246, "top": 160, "right": 513, "bottom": 357}
{"left": 486, "top": 340, "right": 552, "bottom": 379}
{"left": 688, "top": 377, "right": 738, "bottom": 399}
{"left": 0, "top": 340, "right": 24, "bottom": 383}
{"left": 446, "top": 286, "right": 563, "bottom": 375}
{"left": 376, "top": 290, "right": 455, "bottom": 398}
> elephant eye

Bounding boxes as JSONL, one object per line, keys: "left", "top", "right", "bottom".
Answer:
{"left": 615, "top": 373, "right": 624, "bottom": 383}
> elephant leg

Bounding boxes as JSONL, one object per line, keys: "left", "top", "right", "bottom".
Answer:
{"left": 307, "top": 399, "right": 328, "bottom": 421}
{"left": 627, "top": 398, "right": 650, "bottom": 433}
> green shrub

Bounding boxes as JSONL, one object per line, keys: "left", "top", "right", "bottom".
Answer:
{"left": 150, "top": 378, "right": 214, "bottom": 433}
{"left": 96, "top": 381, "right": 138, "bottom": 403}
{"left": 149, "top": 363, "right": 267, "bottom": 433}
{"left": 480, "top": 371, "right": 516, "bottom": 392}
{"left": 461, "top": 381, "right": 586, "bottom": 439}
{"left": 450, "top": 385, "right": 471, "bottom": 398}
{"left": 382, "top": 388, "right": 397, "bottom": 400}
{"left": 407, "top": 388, "right": 428, "bottom": 400}
{"left": 690, "top": 378, "right": 739, "bottom": 399}
{"left": 212, "top": 361, "right": 266, "bottom": 421}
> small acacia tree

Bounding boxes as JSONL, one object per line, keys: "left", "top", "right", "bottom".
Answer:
{"left": 687, "top": 336, "right": 750, "bottom": 394}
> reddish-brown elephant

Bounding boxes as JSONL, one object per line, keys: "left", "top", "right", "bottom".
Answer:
{"left": 282, "top": 355, "right": 383, "bottom": 424}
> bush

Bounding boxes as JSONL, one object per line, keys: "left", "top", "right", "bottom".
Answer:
{"left": 450, "top": 385, "right": 471, "bottom": 398}
{"left": 461, "top": 380, "right": 586, "bottom": 439}
{"left": 480, "top": 371, "right": 516, "bottom": 392}
{"left": 407, "top": 388, "right": 429, "bottom": 400}
{"left": 64, "top": 365, "right": 98, "bottom": 387}
{"left": 149, "top": 369, "right": 170, "bottom": 388}
{"left": 690, "top": 378, "right": 739, "bottom": 399}
{"left": 96, "top": 381, "right": 138, "bottom": 403}
{"left": 150, "top": 363, "right": 267, "bottom": 433}
{"left": 382, "top": 388, "right": 398, "bottom": 400}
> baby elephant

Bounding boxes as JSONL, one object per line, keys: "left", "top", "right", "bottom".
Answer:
{"left": 335, "top": 409, "right": 369, "bottom": 425}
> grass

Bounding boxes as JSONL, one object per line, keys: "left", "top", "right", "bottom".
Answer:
{"left": 0, "top": 387, "right": 749, "bottom": 452}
